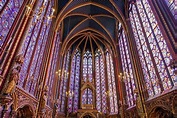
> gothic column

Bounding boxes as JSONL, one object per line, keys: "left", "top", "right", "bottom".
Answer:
{"left": 125, "top": 18, "right": 148, "bottom": 118}
{"left": 36, "top": 18, "right": 57, "bottom": 117}
{"left": 1, "top": 0, "right": 37, "bottom": 78}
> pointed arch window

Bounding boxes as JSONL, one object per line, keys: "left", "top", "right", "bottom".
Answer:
{"left": 68, "top": 49, "right": 81, "bottom": 113}
{"left": 119, "top": 30, "right": 136, "bottom": 107}
{"left": 19, "top": 0, "right": 53, "bottom": 96}
{"left": 95, "top": 49, "right": 107, "bottom": 113}
{"left": 129, "top": 0, "right": 175, "bottom": 97}
{"left": 58, "top": 51, "right": 70, "bottom": 113}
{"left": 83, "top": 50, "right": 93, "bottom": 82}
{"left": 0, "top": 0, "right": 24, "bottom": 54}
{"left": 106, "top": 51, "right": 118, "bottom": 114}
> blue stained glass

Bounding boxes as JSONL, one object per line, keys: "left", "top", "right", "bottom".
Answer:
{"left": 106, "top": 51, "right": 118, "bottom": 114}
{"left": 129, "top": 0, "right": 175, "bottom": 98}
{"left": 0, "top": 0, "right": 24, "bottom": 47}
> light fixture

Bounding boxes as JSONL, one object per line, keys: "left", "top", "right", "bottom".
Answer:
{"left": 25, "top": 1, "right": 55, "bottom": 25}
{"left": 118, "top": 72, "right": 130, "bottom": 82}
{"left": 56, "top": 70, "right": 61, "bottom": 76}
{"left": 66, "top": 90, "right": 74, "bottom": 97}
{"left": 105, "top": 91, "right": 112, "bottom": 97}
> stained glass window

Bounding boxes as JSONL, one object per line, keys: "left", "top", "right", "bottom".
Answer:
{"left": 83, "top": 50, "right": 93, "bottom": 82}
{"left": 0, "top": 0, "right": 24, "bottom": 49}
{"left": 165, "top": 0, "right": 177, "bottom": 19}
{"left": 68, "top": 49, "right": 81, "bottom": 113}
{"left": 95, "top": 49, "right": 107, "bottom": 113}
{"left": 82, "top": 88, "right": 93, "bottom": 105}
{"left": 81, "top": 50, "right": 93, "bottom": 106}
{"left": 47, "top": 32, "right": 61, "bottom": 104}
{"left": 58, "top": 51, "right": 70, "bottom": 113}
{"left": 119, "top": 29, "right": 136, "bottom": 107}
{"left": 18, "top": 0, "right": 53, "bottom": 96}
{"left": 129, "top": 0, "right": 175, "bottom": 97}
{"left": 106, "top": 51, "right": 118, "bottom": 114}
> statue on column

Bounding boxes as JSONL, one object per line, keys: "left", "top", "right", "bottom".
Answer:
{"left": 0, "top": 54, "right": 24, "bottom": 117}
{"left": 40, "top": 85, "right": 49, "bottom": 112}
{"left": 4, "top": 66, "right": 21, "bottom": 96}
{"left": 3, "top": 54, "right": 24, "bottom": 96}
{"left": 134, "top": 89, "right": 145, "bottom": 117}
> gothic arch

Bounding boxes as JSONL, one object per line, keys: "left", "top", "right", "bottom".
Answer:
{"left": 17, "top": 102, "right": 35, "bottom": 115}
{"left": 149, "top": 106, "right": 174, "bottom": 118}
{"left": 148, "top": 100, "right": 172, "bottom": 115}
{"left": 80, "top": 111, "right": 97, "bottom": 118}
{"left": 16, "top": 105, "right": 34, "bottom": 118}
{"left": 172, "top": 95, "right": 177, "bottom": 114}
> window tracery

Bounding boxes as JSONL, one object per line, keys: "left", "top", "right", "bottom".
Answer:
{"left": 119, "top": 30, "right": 136, "bottom": 107}
{"left": 0, "top": 0, "right": 24, "bottom": 51}
{"left": 129, "top": 0, "right": 175, "bottom": 97}
{"left": 19, "top": 0, "right": 53, "bottom": 96}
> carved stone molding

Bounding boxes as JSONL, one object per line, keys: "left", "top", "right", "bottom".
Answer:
{"left": 145, "top": 89, "right": 177, "bottom": 116}
{"left": 15, "top": 87, "right": 38, "bottom": 114}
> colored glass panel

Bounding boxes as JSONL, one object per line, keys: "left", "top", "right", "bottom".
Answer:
{"left": 0, "top": 0, "right": 24, "bottom": 47}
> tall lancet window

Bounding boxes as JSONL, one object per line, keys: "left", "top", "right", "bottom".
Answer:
{"left": 106, "top": 51, "right": 118, "bottom": 114}
{"left": 95, "top": 49, "right": 107, "bottom": 113}
{"left": 129, "top": 0, "right": 175, "bottom": 97}
{"left": 19, "top": 0, "right": 53, "bottom": 95}
{"left": 0, "top": 0, "right": 24, "bottom": 54}
{"left": 83, "top": 50, "right": 93, "bottom": 82}
{"left": 119, "top": 30, "right": 136, "bottom": 107}
{"left": 68, "top": 49, "right": 81, "bottom": 113}
{"left": 58, "top": 51, "right": 70, "bottom": 112}
{"left": 82, "top": 88, "right": 93, "bottom": 105}
{"left": 47, "top": 32, "right": 61, "bottom": 104}
{"left": 165, "top": 0, "right": 177, "bottom": 19}
{"left": 82, "top": 50, "right": 93, "bottom": 105}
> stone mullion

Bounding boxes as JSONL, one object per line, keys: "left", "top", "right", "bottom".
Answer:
{"left": 134, "top": 2, "right": 164, "bottom": 92}
{"left": 130, "top": 10, "right": 155, "bottom": 96}
{"left": 22, "top": 2, "right": 50, "bottom": 89}
{"left": 141, "top": 0, "right": 174, "bottom": 87}
{"left": 125, "top": 17, "right": 148, "bottom": 117}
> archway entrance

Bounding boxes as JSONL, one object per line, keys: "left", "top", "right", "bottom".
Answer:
{"left": 16, "top": 105, "right": 33, "bottom": 118}
{"left": 150, "top": 107, "right": 174, "bottom": 118}
{"left": 83, "top": 115, "right": 92, "bottom": 118}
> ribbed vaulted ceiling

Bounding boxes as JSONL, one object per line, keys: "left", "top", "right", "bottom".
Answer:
{"left": 56, "top": 0, "right": 126, "bottom": 54}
